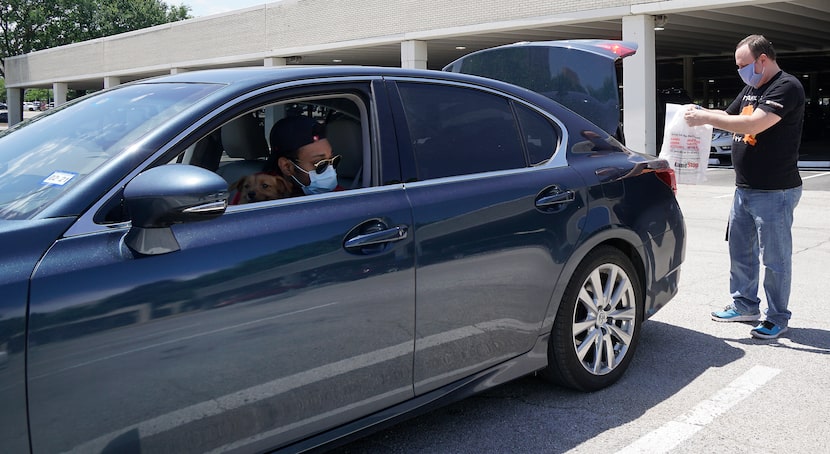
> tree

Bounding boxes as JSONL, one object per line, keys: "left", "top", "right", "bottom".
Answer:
{"left": 0, "top": 0, "right": 191, "bottom": 78}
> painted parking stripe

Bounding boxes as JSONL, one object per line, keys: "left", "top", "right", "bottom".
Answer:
{"left": 801, "top": 171, "right": 830, "bottom": 181}
{"left": 616, "top": 365, "right": 781, "bottom": 454}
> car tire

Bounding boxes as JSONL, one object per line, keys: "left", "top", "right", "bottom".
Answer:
{"left": 543, "top": 245, "right": 642, "bottom": 392}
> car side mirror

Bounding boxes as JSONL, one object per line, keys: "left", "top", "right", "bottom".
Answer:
{"left": 124, "top": 164, "right": 228, "bottom": 255}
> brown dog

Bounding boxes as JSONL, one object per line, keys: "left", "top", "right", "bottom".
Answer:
{"left": 229, "top": 172, "right": 293, "bottom": 204}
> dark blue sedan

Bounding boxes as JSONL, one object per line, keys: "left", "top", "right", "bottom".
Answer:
{"left": 0, "top": 41, "right": 684, "bottom": 453}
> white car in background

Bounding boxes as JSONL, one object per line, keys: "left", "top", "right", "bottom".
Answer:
{"left": 710, "top": 128, "right": 733, "bottom": 164}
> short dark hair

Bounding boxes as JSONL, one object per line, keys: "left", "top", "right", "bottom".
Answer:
{"left": 737, "top": 35, "right": 776, "bottom": 61}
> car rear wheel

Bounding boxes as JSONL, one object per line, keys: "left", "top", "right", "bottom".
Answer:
{"left": 543, "top": 246, "right": 642, "bottom": 391}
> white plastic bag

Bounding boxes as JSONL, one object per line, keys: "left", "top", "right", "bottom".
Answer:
{"left": 658, "top": 103, "right": 712, "bottom": 184}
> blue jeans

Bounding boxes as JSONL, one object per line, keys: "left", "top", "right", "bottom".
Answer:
{"left": 728, "top": 186, "right": 802, "bottom": 327}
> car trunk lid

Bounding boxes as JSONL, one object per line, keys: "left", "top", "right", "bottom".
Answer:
{"left": 444, "top": 40, "right": 637, "bottom": 141}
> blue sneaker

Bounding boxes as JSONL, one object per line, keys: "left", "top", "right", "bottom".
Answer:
{"left": 751, "top": 321, "right": 788, "bottom": 339}
{"left": 711, "top": 305, "right": 761, "bottom": 322}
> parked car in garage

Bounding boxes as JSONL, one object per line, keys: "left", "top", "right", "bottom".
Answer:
{"left": 0, "top": 110, "right": 7, "bottom": 123}
{"left": 710, "top": 128, "right": 733, "bottom": 164}
{"left": 0, "top": 41, "right": 685, "bottom": 454}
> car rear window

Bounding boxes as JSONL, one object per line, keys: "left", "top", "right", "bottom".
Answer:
{"left": 514, "top": 103, "right": 560, "bottom": 166}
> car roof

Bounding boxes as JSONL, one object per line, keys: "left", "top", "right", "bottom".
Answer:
{"left": 127, "top": 65, "right": 567, "bottom": 121}
{"left": 135, "top": 65, "right": 493, "bottom": 90}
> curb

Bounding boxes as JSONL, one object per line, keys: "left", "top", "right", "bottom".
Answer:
{"left": 797, "top": 161, "right": 830, "bottom": 169}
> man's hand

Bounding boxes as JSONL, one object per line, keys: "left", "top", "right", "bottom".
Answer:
{"left": 683, "top": 104, "right": 708, "bottom": 127}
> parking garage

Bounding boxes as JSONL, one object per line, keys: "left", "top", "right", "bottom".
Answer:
{"left": 3, "top": 0, "right": 829, "bottom": 156}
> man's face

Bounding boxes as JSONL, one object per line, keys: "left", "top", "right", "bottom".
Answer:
{"left": 735, "top": 45, "right": 755, "bottom": 70}
{"left": 735, "top": 44, "right": 772, "bottom": 88}
{"left": 290, "top": 139, "right": 333, "bottom": 186}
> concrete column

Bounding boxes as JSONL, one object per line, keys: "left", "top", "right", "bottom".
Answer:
{"left": 6, "top": 88, "right": 23, "bottom": 125}
{"left": 808, "top": 72, "right": 819, "bottom": 101}
{"left": 702, "top": 80, "right": 710, "bottom": 108}
{"left": 103, "top": 76, "right": 121, "bottom": 89}
{"left": 683, "top": 56, "right": 694, "bottom": 99}
{"left": 264, "top": 57, "right": 287, "bottom": 67}
{"left": 401, "top": 40, "right": 427, "bottom": 69}
{"left": 53, "top": 82, "right": 68, "bottom": 106}
{"left": 622, "top": 15, "right": 658, "bottom": 155}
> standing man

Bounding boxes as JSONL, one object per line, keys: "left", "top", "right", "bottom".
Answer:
{"left": 684, "top": 34, "right": 805, "bottom": 339}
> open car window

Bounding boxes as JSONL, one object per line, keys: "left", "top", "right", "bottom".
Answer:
{"left": 94, "top": 92, "right": 370, "bottom": 224}
{"left": 206, "top": 96, "right": 368, "bottom": 205}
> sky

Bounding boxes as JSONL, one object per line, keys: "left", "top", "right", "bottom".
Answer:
{"left": 184, "top": 0, "right": 276, "bottom": 18}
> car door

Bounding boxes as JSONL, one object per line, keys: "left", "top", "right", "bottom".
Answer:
{"left": 388, "top": 79, "right": 588, "bottom": 394}
{"left": 0, "top": 219, "right": 75, "bottom": 454}
{"left": 25, "top": 81, "right": 416, "bottom": 454}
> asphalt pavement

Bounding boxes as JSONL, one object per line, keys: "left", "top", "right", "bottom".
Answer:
{"left": 0, "top": 108, "right": 43, "bottom": 129}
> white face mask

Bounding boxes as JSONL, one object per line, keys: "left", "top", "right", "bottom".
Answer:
{"left": 292, "top": 162, "right": 339, "bottom": 195}
{"left": 738, "top": 59, "right": 764, "bottom": 88}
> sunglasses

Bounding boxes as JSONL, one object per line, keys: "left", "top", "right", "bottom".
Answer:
{"left": 300, "top": 154, "right": 341, "bottom": 174}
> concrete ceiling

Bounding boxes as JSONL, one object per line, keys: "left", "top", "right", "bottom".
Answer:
{"left": 289, "top": 1, "right": 830, "bottom": 84}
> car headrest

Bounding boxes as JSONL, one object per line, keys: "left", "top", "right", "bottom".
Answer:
{"left": 221, "top": 114, "right": 269, "bottom": 160}
{"left": 326, "top": 117, "right": 362, "bottom": 178}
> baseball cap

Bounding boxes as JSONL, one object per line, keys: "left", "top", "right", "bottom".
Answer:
{"left": 269, "top": 115, "right": 326, "bottom": 158}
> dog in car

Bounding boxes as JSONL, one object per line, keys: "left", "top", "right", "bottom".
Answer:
{"left": 229, "top": 172, "right": 293, "bottom": 204}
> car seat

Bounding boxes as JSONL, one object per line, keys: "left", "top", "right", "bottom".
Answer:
{"left": 216, "top": 113, "right": 270, "bottom": 185}
{"left": 326, "top": 116, "right": 363, "bottom": 189}
{"left": 189, "top": 130, "right": 223, "bottom": 171}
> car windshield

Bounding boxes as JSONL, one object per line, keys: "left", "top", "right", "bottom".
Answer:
{"left": 0, "top": 83, "right": 222, "bottom": 220}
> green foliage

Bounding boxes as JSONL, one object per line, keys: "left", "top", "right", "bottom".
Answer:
{"left": 25, "top": 87, "right": 49, "bottom": 102}
{"left": 0, "top": 0, "right": 192, "bottom": 78}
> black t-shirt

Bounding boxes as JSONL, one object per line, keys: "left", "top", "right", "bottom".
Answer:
{"left": 725, "top": 70, "right": 805, "bottom": 190}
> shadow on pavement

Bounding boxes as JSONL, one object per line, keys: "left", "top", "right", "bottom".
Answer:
{"left": 726, "top": 327, "right": 830, "bottom": 354}
{"left": 330, "top": 320, "right": 744, "bottom": 453}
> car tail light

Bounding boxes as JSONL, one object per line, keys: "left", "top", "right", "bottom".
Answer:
{"left": 595, "top": 42, "right": 637, "bottom": 58}
{"left": 654, "top": 167, "right": 677, "bottom": 195}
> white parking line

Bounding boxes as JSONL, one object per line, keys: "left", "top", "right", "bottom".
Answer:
{"left": 801, "top": 171, "right": 830, "bottom": 181}
{"left": 615, "top": 365, "right": 781, "bottom": 454}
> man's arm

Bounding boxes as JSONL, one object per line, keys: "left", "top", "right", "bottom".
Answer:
{"left": 684, "top": 104, "right": 781, "bottom": 136}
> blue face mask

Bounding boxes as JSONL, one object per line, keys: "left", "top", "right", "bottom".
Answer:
{"left": 292, "top": 163, "right": 339, "bottom": 195}
{"left": 738, "top": 60, "right": 764, "bottom": 88}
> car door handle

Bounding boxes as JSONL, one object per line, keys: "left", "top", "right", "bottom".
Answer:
{"left": 344, "top": 225, "right": 409, "bottom": 249}
{"left": 535, "top": 188, "right": 575, "bottom": 208}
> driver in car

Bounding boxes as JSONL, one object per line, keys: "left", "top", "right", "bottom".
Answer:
{"left": 268, "top": 115, "right": 343, "bottom": 197}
